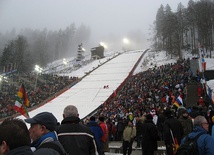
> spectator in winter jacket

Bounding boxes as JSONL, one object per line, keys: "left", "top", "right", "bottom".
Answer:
{"left": 25, "top": 112, "right": 66, "bottom": 155}
{"left": 189, "top": 106, "right": 200, "bottom": 119}
{"left": 87, "top": 116, "right": 103, "bottom": 155}
{"left": 181, "top": 115, "right": 214, "bottom": 155}
{"left": 98, "top": 116, "right": 109, "bottom": 155}
{"left": 0, "top": 118, "right": 33, "bottom": 155}
{"left": 156, "top": 108, "right": 166, "bottom": 140}
{"left": 178, "top": 109, "right": 193, "bottom": 138}
{"left": 116, "top": 118, "right": 125, "bottom": 141}
{"left": 57, "top": 105, "right": 98, "bottom": 155}
{"left": 197, "top": 84, "right": 203, "bottom": 97}
{"left": 134, "top": 116, "right": 143, "bottom": 148}
{"left": 141, "top": 114, "right": 160, "bottom": 155}
{"left": 111, "top": 121, "right": 117, "bottom": 141}
{"left": 122, "top": 121, "right": 136, "bottom": 155}
{"left": 163, "top": 108, "right": 184, "bottom": 155}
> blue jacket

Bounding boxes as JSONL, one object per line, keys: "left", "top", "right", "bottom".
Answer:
{"left": 87, "top": 121, "right": 103, "bottom": 149}
{"left": 31, "top": 131, "right": 66, "bottom": 155}
{"left": 181, "top": 126, "right": 214, "bottom": 155}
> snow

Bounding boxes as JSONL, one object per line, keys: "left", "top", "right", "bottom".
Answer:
{"left": 18, "top": 50, "right": 144, "bottom": 122}
{"left": 17, "top": 50, "right": 214, "bottom": 124}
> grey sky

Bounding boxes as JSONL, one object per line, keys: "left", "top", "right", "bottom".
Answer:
{"left": 0, "top": 0, "right": 188, "bottom": 50}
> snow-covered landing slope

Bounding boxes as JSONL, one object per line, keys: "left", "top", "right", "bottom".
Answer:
{"left": 18, "top": 50, "right": 144, "bottom": 122}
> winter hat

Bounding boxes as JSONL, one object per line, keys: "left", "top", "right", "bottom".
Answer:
{"left": 90, "top": 116, "right": 96, "bottom": 121}
{"left": 182, "top": 110, "right": 188, "bottom": 114}
{"left": 99, "top": 116, "right": 105, "bottom": 122}
{"left": 146, "top": 114, "right": 153, "bottom": 120}
{"left": 164, "top": 108, "right": 172, "bottom": 117}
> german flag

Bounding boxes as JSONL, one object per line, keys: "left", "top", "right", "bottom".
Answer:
{"left": 174, "top": 102, "right": 180, "bottom": 108}
{"left": 17, "top": 84, "right": 30, "bottom": 107}
{"left": 170, "top": 129, "right": 179, "bottom": 154}
{"left": 173, "top": 95, "right": 183, "bottom": 108}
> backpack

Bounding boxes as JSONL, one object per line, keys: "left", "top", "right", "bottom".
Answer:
{"left": 176, "top": 133, "right": 204, "bottom": 155}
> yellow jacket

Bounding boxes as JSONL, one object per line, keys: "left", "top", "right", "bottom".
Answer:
{"left": 123, "top": 125, "right": 136, "bottom": 142}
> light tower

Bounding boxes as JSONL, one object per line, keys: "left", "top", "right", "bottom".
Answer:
{"left": 76, "top": 43, "right": 84, "bottom": 66}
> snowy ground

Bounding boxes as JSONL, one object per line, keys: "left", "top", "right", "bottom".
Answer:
{"left": 16, "top": 49, "right": 214, "bottom": 155}
{"left": 18, "top": 49, "right": 214, "bottom": 122}
{"left": 18, "top": 50, "right": 144, "bottom": 122}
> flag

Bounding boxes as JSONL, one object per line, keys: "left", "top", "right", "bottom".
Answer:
{"left": 206, "top": 86, "right": 213, "bottom": 104}
{"left": 174, "top": 95, "right": 183, "bottom": 108}
{"left": 17, "top": 84, "right": 30, "bottom": 107}
{"left": 170, "top": 129, "right": 179, "bottom": 155}
{"left": 207, "top": 86, "right": 212, "bottom": 101}
{"left": 14, "top": 97, "right": 29, "bottom": 118}
{"left": 14, "top": 84, "right": 30, "bottom": 118}
{"left": 174, "top": 102, "right": 180, "bottom": 108}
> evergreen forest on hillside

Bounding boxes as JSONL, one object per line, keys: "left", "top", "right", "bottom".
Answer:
{"left": 152, "top": 0, "right": 214, "bottom": 59}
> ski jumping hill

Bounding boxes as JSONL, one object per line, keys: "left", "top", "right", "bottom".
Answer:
{"left": 18, "top": 50, "right": 146, "bottom": 122}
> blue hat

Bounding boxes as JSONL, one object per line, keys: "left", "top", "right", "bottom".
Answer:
{"left": 25, "top": 112, "right": 57, "bottom": 131}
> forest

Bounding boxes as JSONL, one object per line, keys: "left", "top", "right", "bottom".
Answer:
{"left": 152, "top": 0, "right": 214, "bottom": 59}
{"left": 0, "top": 24, "right": 90, "bottom": 73}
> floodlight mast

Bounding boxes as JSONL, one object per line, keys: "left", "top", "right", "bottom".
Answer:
{"left": 34, "top": 65, "right": 43, "bottom": 91}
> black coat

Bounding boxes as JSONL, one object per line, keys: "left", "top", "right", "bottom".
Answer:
{"left": 57, "top": 116, "right": 98, "bottom": 155}
{"left": 163, "top": 116, "right": 184, "bottom": 146}
{"left": 136, "top": 121, "right": 143, "bottom": 136}
{"left": 141, "top": 119, "right": 159, "bottom": 151}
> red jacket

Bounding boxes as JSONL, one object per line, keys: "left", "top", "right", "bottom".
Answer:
{"left": 100, "top": 122, "right": 108, "bottom": 142}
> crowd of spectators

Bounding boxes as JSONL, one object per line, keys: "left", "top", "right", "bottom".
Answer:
{"left": 93, "top": 58, "right": 213, "bottom": 142}
{"left": 1, "top": 57, "right": 214, "bottom": 147}
{"left": 98, "top": 59, "right": 191, "bottom": 119}
{"left": 0, "top": 73, "right": 79, "bottom": 119}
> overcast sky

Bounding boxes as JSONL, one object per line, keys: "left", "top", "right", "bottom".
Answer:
{"left": 0, "top": 0, "right": 189, "bottom": 49}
